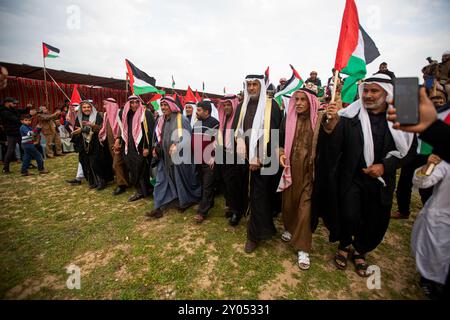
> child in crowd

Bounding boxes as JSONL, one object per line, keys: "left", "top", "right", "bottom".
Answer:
{"left": 20, "top": 114, "right": 49, "bottom": 176}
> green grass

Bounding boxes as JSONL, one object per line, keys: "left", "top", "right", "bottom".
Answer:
{"left": 0, "top": 154, "right": 425, "bottom": 300}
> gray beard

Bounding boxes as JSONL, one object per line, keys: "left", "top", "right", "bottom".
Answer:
{"left": 249, "top": 95, "right": 259, "bottom": 101}
{"left": 363, "top": 98, "right": 386, "bottom": 110}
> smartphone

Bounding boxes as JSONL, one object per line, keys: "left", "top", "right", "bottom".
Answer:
{"left": 393, "top": 77, "right": 419, "bottom": 125}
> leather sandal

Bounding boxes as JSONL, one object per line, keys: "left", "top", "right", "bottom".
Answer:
{"left": 352, "top": 252, "right": 370, "bottom": 277}
{"left": 334, "top": 247, "right": 351, "bottom": 270}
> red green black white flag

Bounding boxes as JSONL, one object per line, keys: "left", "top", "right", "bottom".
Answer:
{"left": 125, "top": 59, "right": 164, "bottom": 96}
{"left": 42, "top": 42, "right": 60, "bottom": 59}
{"left": 334, "top": 0, "right": 380, "bottom": 103}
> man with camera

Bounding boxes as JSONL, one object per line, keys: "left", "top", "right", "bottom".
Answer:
{"left": 37, "top": 105, "right": 63, "bottom": 158}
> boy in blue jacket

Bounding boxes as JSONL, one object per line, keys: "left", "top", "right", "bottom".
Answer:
{"left": 20, "top": 115, "right": 49, "bottom": 176}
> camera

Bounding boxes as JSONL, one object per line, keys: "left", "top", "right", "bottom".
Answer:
{"left": 82, "top": 126, "right": 92, "bottom": 134}
{"left": 422, "top": 57, "right": 441, "bottom": 79}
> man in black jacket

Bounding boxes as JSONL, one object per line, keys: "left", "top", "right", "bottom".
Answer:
{"left": 192, "top": 100, "right": 219, "bottom": 223}
{"left": 0, "top": 97, "right": 35, "bottom": 173}
{"left": 377, "top": 62, "right": 396, "bottom": 79}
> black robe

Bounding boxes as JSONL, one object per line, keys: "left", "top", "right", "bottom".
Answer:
{"left": 313, "top": 112, "right": 416, "bottom": 253}
{"left": 118, "top": 108, "right": 155, "bottom": 197}
{"left": 216, "top": 112, "right": 246, "bottom": 217}
{"left": 232, "top": 99, "right": 283, "bottom": 242}
{"left": 72, "top": 113, "right": 109, "bottom": 186}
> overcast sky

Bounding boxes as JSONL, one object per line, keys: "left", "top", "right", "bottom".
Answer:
{"left": 0, "top": 0, "right": 449, "bottom": 94}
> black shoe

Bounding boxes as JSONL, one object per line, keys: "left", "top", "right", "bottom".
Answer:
{"left": 145, "top": 209, "right": 163, "bottom": 219}
{"left": 89, "top": 184, "right": 98, "bottom": 189}
{"left": 96, "top": 180, "right": 106, "bottom": 191}
{"left": 112, "top": 186, "right": 126, "bottom": 196}
{"left": 128, "top": 193, "right": 144, "bottom": 202}
{"left": 225, "top": 210, "right": 233, "bottom": 218}
{"left": 419, "top": 277, "right": 443, "bottom": 300}
{"left": 2, "top": 168, "right": 11, "bottom": 174}
{"left": 229, "top": 213, "right": 242, "bottom": 227}
{"left": 66, "top": 179, "right": 81, "bottom": 185}
{"left": 244, "top": 239, "right": 259, "bottom": 254}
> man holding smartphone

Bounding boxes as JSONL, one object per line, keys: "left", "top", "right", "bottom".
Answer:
{"left": 323, "top": 73, "right": 415, "bottom": 277}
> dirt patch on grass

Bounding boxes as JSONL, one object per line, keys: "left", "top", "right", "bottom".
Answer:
{"left": 67, "top": 244, "right": 131, "bottom": 277}
{"left": 134, "top": 219, "right": 168, "bottom": 238}
{"left": 5, "top": 275, "right": 65, "bottom": 300}
{"left": 164, "top": 225, "right": 208, "bottom": 256}
{"left": 258, "top": 260, "right": 300, "bottom": 300}
{"left": 114, "top": 264, "right": 133, "bottom": 282}
{"left": 197, "top": 255, "right": 219, "bottom": 290}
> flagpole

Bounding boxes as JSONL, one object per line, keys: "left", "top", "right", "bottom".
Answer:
{"left": 331, "top": 70, "right": 340, "bottom": 103}
{"left": 44, "top": 69, "right": 71, "bottom": 101}
{"left": 125, "top": 72, "right": 129, "bottom": 100}
{"left": 43, "top": 56, "right": 49, "bottom": 108}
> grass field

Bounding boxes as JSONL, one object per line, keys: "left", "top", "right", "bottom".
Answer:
{"left": 0, "top": 153, "right": 425, "bottom": 299}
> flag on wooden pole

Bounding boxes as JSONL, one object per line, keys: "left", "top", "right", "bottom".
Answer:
{"left": 42, "top": 42, "right": 60, "bottom": 58}
{"left": 334, "top": 0, "right": 380, "bottom": 103}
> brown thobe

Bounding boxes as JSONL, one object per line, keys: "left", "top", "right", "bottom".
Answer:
{"left": 281, "top": 114, "right": 314, "bottom": 252}
{"left": 38, "top": 113, "right": 62, "bottom": 157}
{"left": 106, "top": 122, "right": 129, "bottom": 187}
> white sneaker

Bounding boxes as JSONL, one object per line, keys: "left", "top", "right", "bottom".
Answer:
{"left": 298, "top": 251, "right": 310, "bottom": 270}
{"left": 281, "top": 231, "right": 292, "bottom": 242}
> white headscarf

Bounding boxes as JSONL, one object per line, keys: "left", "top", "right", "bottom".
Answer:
{"left": 338, "top": 73, "right": 414, "bottom": 186}
{"left": 236, "top": 75, "right": 269, "bottom": 162}
{"left": 202, "top": 98, "right": 219, "bottom": 121}
{"left": 77, "top": 100, "right": 98, "bottom": 125}
{"left": 185, "top": 99, "right": 219, "bottom": 128}
{"left": 183, "top": 102, "right": 197, "bottom": 128}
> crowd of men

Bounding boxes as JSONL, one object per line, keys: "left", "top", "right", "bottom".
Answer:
{"left": 0, "top": 52, "right": 449, "bottom": 299}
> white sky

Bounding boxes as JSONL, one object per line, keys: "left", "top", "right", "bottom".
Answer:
{"left": 0, "top": 0, "right": 449, "bottom": 94}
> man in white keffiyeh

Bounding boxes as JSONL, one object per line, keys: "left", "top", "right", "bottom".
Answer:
{"left": 232, "top": 73, "right": 283, "bottom": 254}
{"left": 327, "top": 73, "right": 415, "bottom": 277}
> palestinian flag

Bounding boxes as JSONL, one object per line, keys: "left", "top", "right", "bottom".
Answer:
{"left": 274, "top": 64, "right": 304, "bottom": 107}
{"left": 438, "top": 108, "right": 450, "bottom": 125}
{"left": 334, "top": 0, "right": 380, "bottom": 103}
{"left": 125, "top": 59, "right": 164, "bottom": 96}
{"left": 195, "top": 90, "right": 202, "bottom": 102}
{"left": 70, "top": 84, "right": 82, "bottom": 105}
{"left": 172, "top": 75, "right": 176, "bottom": 89}
{"left": 67, "top": 85, "right": 82, "bottom": 129}
{"left": 185, "top": 86, "right": 197, "bottom": 104}
{"left": 202, "top": 81, "right": 205, "bottom": 92}
{"left": 417, "top": 140, "right": 433, "bottom": 156}
{"left": 149, "top": 93, "right": 163, "bottom": 116}
{"left": 418, "top": 108, "right": 450, "bottom": 155}
{"left": 42, "top": 42, "right": 60, "bottom": 58}
{"left": 265, "top": 66, "right": 270, "bottom": 85}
